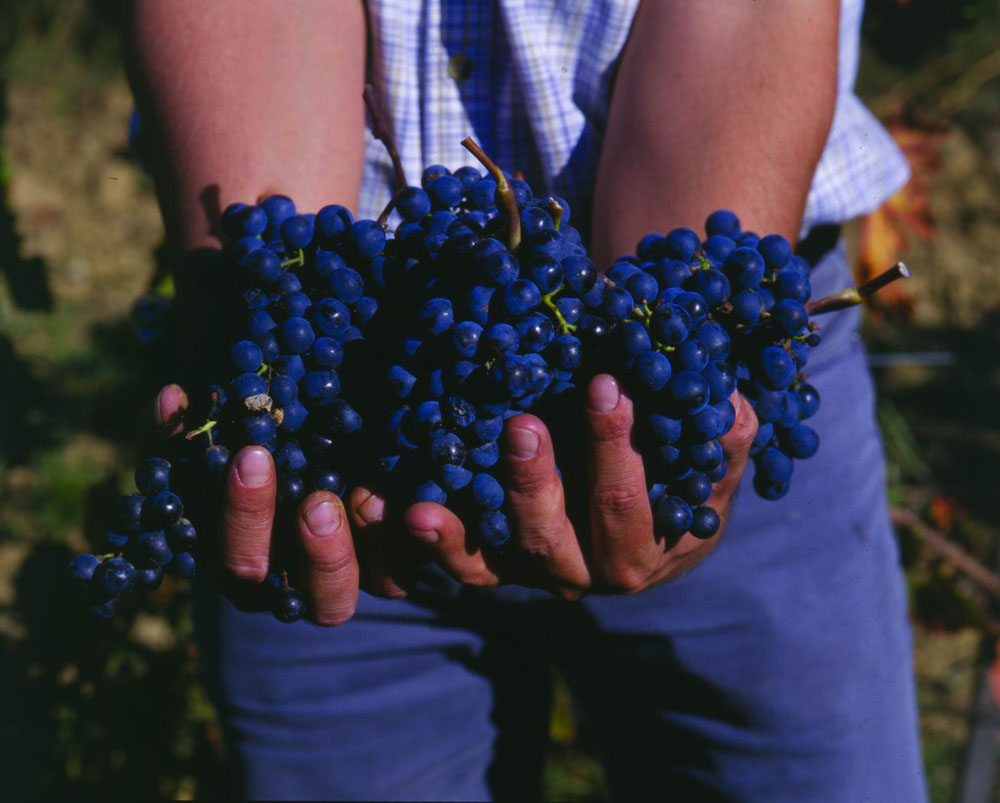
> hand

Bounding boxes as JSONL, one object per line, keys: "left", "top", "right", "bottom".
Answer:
{"left": 147, "top": 383, "right": 362, "bottom": 625}
{"left": 364, "top": 374, "right": 757, "bottom": 600}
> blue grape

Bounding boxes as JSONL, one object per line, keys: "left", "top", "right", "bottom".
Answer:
{"left": 705, "top": 209, "right": 740, "bottom": 239}
{"left": 652, "top": 495, "right": 693, "bottom": 537}
{"left": 135, "top": 457, "right": 171, "bottom": 495}
{"left": 757, "top": 233, "right": 791, "bottom": 270}
{"left": 397, "top": 187, "right": 432, "bottom": 220}
{"left": 281, "top": 214, "right": 314, "bottom": 249}
{"left": 280, "top": 317, "right": 316, "bottom": 353}
{"left": 479, "top": 510, "right": 511, "bottom": 546}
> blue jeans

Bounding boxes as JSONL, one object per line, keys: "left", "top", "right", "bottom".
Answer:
{"left": 194, "top": 242, "right": 926, "bottom": 802}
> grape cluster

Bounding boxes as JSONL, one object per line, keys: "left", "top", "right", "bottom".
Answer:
{"left": 69, "top": 458, "right": 196, "bottom": 618}
{"left": 70, "top": 148, "right": 847, "bottom": 622}
{"left": 577, "top": 212, "right": 823, "bottom": 537}
{"left": 192, "top": 193, "right": 383, "bottom": 510}
{"left": 346, "top": 164, "right": 589, "bottom": 545}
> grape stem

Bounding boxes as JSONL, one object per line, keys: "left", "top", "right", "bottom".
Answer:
{"left": 376, "top": 193, "right": 397, "bottom": 229}
{"left": 461, "top": 137, "right": 521, "bottom": 252}
{"left": 806, "top": 262, "right": 911, "bottom": 315}
{"left": 546, "top": 197, "right": 564, "bottom": 231}
{"left": 363, "top": 84, "right": 408, "bottom": 193}
{"left": 185, "top": 420, "right": 217, "bottom": 443}
{"left": 281, "top": 249, "right": 305, "bottom": 269}
{"left": 541, "top": 285, "right": 576, "bottom": 333}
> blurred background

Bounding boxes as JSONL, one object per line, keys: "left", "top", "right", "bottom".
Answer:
{"left": 1, "top": 1, "right": 1000, "bottom": 800}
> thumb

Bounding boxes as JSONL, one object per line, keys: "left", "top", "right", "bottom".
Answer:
{"left": 139, "top": 383, "right": 189, "bottom": 438}
{"left": 719, "top": 391, "right": 758, "bottom": 461}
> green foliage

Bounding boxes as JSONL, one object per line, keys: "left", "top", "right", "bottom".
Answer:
{"left": 863, "top": 0, "right": 1000, "bottom": 69}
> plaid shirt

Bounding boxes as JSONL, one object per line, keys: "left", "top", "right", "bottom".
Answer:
{"left": 358, "top": 0, "right": 908, "bottom": 239}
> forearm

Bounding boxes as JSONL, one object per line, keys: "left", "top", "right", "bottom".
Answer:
{"left": 591, "top": 0, "right": 839, "bottom": 266}
{"left": 122, "top": 0, "right": 367, "bottom": 254}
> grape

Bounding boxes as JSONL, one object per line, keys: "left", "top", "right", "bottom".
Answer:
{"left": 282, "top": 214, "right": 315, "bottom": 249}
{"left": 144, "top": 491, "right": 184, "bottom": 527}
{"left": 397, "top": 187, "right": 431, "bottom": 221}
{"left": 95, "top": 557, "right": 137, "bottom": 597}
{"left": 757, "top": 233, "right": 792, "bottom": 270}
{"left": 690, "top": 507, "right": 721, "bottom": 539}
{"left": 705, "top": 209, "right": 740, "bottom": 239}
{"left": 247, "top": 249, "right": 282, "bottom": 284}
{"left": 633, "top": 351, "right": 672, "bottom": 392}
{"left": 504, "top": 280, "right": 541, "bottom": 316}
{"left": 167, "top": 519, "right": 198, "bottom": 552}
{"left": 69, "top": 554, "right": 101, "bottom": 589}
{"left": 664, "top": 228, "right": 700, "bottom": 261}
{"left": 479, "top": 510, "right": 511, "bottom": 546}
{"left": 135, "top": 457, "right": 171, "bottom": 495}
{"left": 653, "top": 496, "right": 694, "bottom": 538}
{"left": 261, "top": 195, "right": 296, "bottom": 229}
{"left": 273, "top": 587, "right": 306, "bottom": 623}
{"left": 222, "top": 203, "right": 268, "bottom": 238}
{"left": 280, "top": 317, "right": 316, "bottom": 353}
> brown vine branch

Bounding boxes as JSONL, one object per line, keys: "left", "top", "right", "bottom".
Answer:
{"left": 461, "top": 137, "right": 521, "bottom": 252}
{"left": 891, "top": 507, "right": 1000, "bottom": 600}
{"left": 807, "top": 262, "right": 911, "bottom": 315}
{"left": 363, "top": 84, "right": 407, "bottom": 196}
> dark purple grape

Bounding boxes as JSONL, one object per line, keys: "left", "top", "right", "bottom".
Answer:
{"left": 135, "top": 457, "right": 171, "bottom": 495}
{"left": 690, "top": 506, "right": 721, "bottom": 539}
{"left": 652, "top": 495, "right": 693, "bottom": 537}
{"left": 144, "top": 491, "right": 184, "bottom": 527}
{"left": 69, "top": 554, "right": 101, "bottom": 589}
{"left": 95, "top": 557, "right": 137, "bottom": 597}
{"left": 273, "top": 587, "right": 306, "bottom": 623}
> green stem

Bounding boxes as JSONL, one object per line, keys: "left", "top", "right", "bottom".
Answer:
{"left": 185, "top": 420, "right": 217, "bottom": 442}
{"left": 281, "top": 249, "right": 305, "bottom": 269}
{"left": 546, "top": 197, "right": 564, "bottom": 231}
{"left": 542, "top": 286, "right": 577, "bottom": 333}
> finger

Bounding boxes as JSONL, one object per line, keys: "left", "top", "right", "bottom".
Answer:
{"left": 502, "top": 415, "right": 590, "bottom": 598}
{"left": 403, "top": 502, "right": 501, "bottom": 588}
{"left": 347, "top": 486, "right": 416, "bottom": 599}
{"left": 584, "top": 374, "right": 657, "bottom": 592}
{"left": 298, "top": 492, "right": 359, "bottom": 626}
{"left": 222, "top": 446, "right": 276, "bottom": 585}
{"left": 138, "top": 384, "right": 189, "bottom": 444}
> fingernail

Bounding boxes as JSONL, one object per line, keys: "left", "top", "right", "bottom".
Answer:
{"left": 156, "top": 385, "right": 187, "bottom": 430}
{"left": 304, "top": 500, "right": 341, "bottom": 537}
{"left": 507, "top": 426, "right": 539, "bottom": 459}
{"left": 589, "top": 375, "right": 620, "bottom": 413}
{"left": 358, "top": 493, "right": 386, "bottom": 525}
{"left": 236, "top": 448, "right": 271, "bottom": 488}
{"left": 410, "top": 528, "right": 439, "bottom": 544}
{"left": 154, "top": 386, "right": 168, "bottom": 427}
{"left": 155, "top": 385, "right": 178, "bottom": 427}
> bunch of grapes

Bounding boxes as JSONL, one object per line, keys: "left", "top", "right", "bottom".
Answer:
{"left": 341, "top": 159, "right": 591, "bottom": 546}
{"left": 69, "top": 458, "right": 195, "bottom": 618}
{"left": 69, "top": 134, "right": 908, "bottom": 623}
{"left": 577, "top": 214, "right": 824, "bottom": 537}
